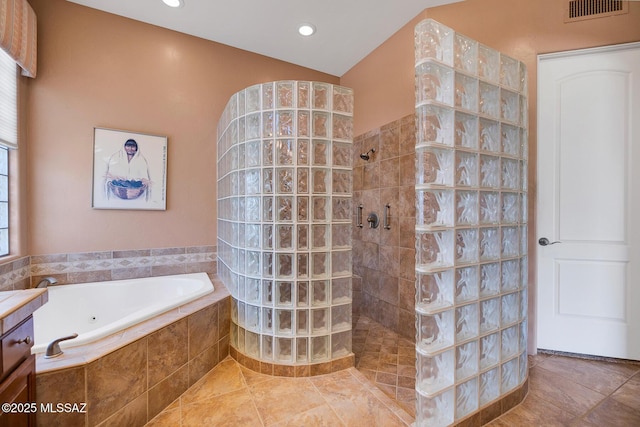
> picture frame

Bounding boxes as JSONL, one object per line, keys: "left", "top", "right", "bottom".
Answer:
{"left": 92, "top": 127, "right": 167, "bottom": 210}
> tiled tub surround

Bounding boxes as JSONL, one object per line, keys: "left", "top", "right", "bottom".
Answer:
{"left": 35, "top": 276, "right": 231, "bottom": 427}
{"left": 217, "top": 81, "right": 355, "bottom": 369}
{"left": 414, "top": 20, "right": 529, "bottom": 425}
{"left": 352, "top": 114, "right": 416, "bottom": 340}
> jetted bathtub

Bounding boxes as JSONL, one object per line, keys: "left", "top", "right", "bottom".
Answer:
{"left": 31, "top": 272, "right": 214, "bottom": 354}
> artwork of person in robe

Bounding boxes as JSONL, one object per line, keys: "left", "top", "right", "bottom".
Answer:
{"left": 105, "top": 139, "right": 151, "bottom": 200}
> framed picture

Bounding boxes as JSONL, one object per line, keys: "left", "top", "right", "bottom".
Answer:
{"left": 92, "top": 127, "right": 167, "bottom": 210}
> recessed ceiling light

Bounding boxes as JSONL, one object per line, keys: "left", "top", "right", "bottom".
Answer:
{"left": 298, "top": 24, "right": 316, "bottom": 36}
{"left": 162, "top": 0, "right": 184, "bottom": 8}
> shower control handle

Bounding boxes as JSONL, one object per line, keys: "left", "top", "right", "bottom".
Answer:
{"left": 367, "top": 213, "right": 379, "bottom": 229}
{"left": 538, "top": 237, "right": 561, "bottom": 246}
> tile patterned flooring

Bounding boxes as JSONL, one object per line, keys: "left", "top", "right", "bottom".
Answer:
{"left": 147, "top": 315, "right": 640, "bottom": 426}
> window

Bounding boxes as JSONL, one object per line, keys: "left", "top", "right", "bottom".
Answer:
{"left": 0, "top": 48, "right": 17, "bottom": 257}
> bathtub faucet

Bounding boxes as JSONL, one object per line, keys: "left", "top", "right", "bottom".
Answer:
{"left": 44, "top": 333, "right": 78, "bottom": 359}
{"left": 36, "top": 277, "right": 58, "bottom": 288}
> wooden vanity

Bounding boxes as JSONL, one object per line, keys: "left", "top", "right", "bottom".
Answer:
{"left": 0, "top": 289, "right": 47, "bottom": 427}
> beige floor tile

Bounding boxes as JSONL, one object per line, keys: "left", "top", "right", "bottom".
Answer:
{"left": 179, "top": 357, "right": 245, "bottom": 404}
{"left": 180, "top": 388, "right": 262, "bottom": 427}
{"left": 582, "top": 397, "right": 640, "bottom": 427}
{"left": 610, "top": 373, "right": 640, "bottom": 411}
{"left": 248, "top": 377, "right": 325, "bottom": 425}
{"left": 269, "top": 404, "right": 344, "bottom": 427}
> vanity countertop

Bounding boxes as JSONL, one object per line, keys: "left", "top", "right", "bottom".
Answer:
{"left": 0, "top": 288, "right": 48, "bottom": 335}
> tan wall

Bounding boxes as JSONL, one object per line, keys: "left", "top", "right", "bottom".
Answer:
{"left": 25, "top": 0, "right": 338, "bottom": 255}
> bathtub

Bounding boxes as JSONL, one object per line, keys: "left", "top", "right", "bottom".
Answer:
{"left": 31, "top": 272, "right": 214, "bottom": 354}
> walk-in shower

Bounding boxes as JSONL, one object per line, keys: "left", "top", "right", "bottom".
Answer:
{"left": 217, "top": 81, "right": 355, "bottom": 372}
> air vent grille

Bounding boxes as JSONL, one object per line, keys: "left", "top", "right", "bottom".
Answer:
{"left": 565, "top": 0, "right": 629, "bottom": 22}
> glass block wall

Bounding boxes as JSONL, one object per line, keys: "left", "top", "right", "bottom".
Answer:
{"left": 217, "top": 81, "right": 354, "bottom": 366}
{"left": 414, "top": 20, "right": 528, "bottom": 425}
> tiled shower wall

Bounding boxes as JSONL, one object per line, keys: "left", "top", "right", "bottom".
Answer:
{"left": 353, "top": 114, "right": 416, "bottom": 340}
{"left": 0, "top": 245, "right": 217, "bottom": 291}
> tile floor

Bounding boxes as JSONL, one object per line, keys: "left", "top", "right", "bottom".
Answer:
{"left": 146, "top": 315, "right": 640, "bottom": 426}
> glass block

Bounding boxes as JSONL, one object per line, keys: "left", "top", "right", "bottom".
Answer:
{"left": 278, "top": 254, "right": 294, "bottom": 278}
{"left": 297, "top": 281, "right": 309, "bottom": 306}
{"left": 313, "top": 197, "right": 328, "bottom": 221}
{"left": 332, "top": 224, "right": 352, "bottom": 248}
{"left": 312, "top": 140, "right": 329, "bottom": 165}
{"left": 479, "top": 118, "right": 500, "bottom": 152}
{"left": 312, "top": 280, "right": 329, "bottom": 306}
{"left": 416, "top": 104, "right": 454, "bottom": 146}
{"left": 276, "top": 337, "right": 292, "bottom": 362}
{"left": 455, "top": 302, "right": 478, "bottom": 341}
{"left": 454, "top": 73, "right": 478, "bottom": 112}
{"left": 311, "top": 336, "right": 329, "bottom": 362}
{"left": 277, "top": 281, "right": 293, "bottom": 306}
{"left": 297, "top": 309, "right": 308, "bottom": 334}
{"left": 454, "top": 112, "right": 478, "bottom": 149}
{"left": 519, "top": 351, "right": 528, "bottom": 384}
{"left": 263, "top": 111, "right": 274, "bottom": 138}
{"left": 479, "top": 368, "right": 500, "bottom": 406}
{"left": 246, "top": 140, "right": 261, "bottom": 167}
{"left": 245, "top": 224, "right": 260, "bottom": 249}
{"left": 298, "top": 111, "right": 310, "bottom": 137}
{"left": 416, "top": 387, "right": 455, "bottom": 427}
{"left": 332, "top": 170, "right": 352, "bottom": 194}
{"left": 237, "top": 327, "right": 245, "bottom": 352}
{"left": 501, "top": 357, "right": 518, "bottom": 393}
{"left": 297, "top": 140, "right": 309, "bottom": 166}
{"left": 333, "top": 86, "right": 353, "bottom": 114}
{"left": 333, "top": 142, "right": 351, "bottom": 167}
{"left": 276, "top": 81, "right": 294, "bottom": 108}
{"left": 417, "top": 270, "right": 454, "bottom": 311}
{"left": 246, "top": 251, "right": 260, "bottom": 276}
{"left": 520, "top": 128, "right": 528, "bottom": 160}
{"left": 416, "top": 61, "right": 454, "bottom": 106}
{"left": 501, "top": 326, "right": 519, "bottom": 360}
{"left": 277, "top": 196, "right": 293, "bottom": 221}
{"left": 455, "top": 229, "right": 478, "bottom": 264}
{"left": 263, "top": 280, "right": 274, "bottom": 306}
{"left": 479, "top": 82, "right": 500, "bottom": 119}
{"left": 245, "top": 331, "right": 261, "bottom": 358}
{"left": 298, "top": 196, "right": 308, "bottom": 221}
{"left": 246, "top": 84, "right": 261, "bottom": 112}
{"left": 480, "top": 155, "right": 500, "bottom": 188}
{"left": 416, "top": 147, "right": 454, "bottom": 187}
{"left": 297, "top": 225, "right": 308, "bottom": 250}
{"left": 246, "top": 278, "right": 260, "bottom": 303}
{"left": 276, "top": 225, "right": 293, "bottom": 250}
{"left": 479, "top": 332, "right": 500, "bottom": 370}
{"left": 313, "top": 82, "right": 330, "bottom": 110}
{"left": 313, "top": 112, "right": 329, "bottom": 138}
{"left": 417, "top": 349, "right": 454, "bottom": 395}
{"left": 456, "top": 377, "right": 478, "bottom": 419}
{"left": 501, "top": 292, "right": 520, "bottom": 326}
{"left": 480, "top": 227, "right": 500, "bottom": 261}
{"left": 297, "top": 169, "right": 308, "bottom": 194}
{"left": 501, "top": 227, "right": 520, "bottom": 258}
{"left": 296, "top": 337, "right": 308, "bottom": 362}
{"left": 276, "top": 139, "right": 294, "bottom": 165}
{"left": 297, "top": 254, "right": 308, "bottom": 278}
{"left": 417, "top": 189, "right": 454, "bottom": 228}
{"left": 500, "top": 54, "right": 520, "bottom": 91}
{"left": 312, "top": 308, "right": 329, "bottom": 333}
{"left": 455, "top": 341, "right": 478, "bottom": 382}
{"left": 331, "top": 330, "right": 352, "bottom": 357}
{"left": 520, "top": 256, "right": 528, "bottom": 290}
{"left": 331, "top": 277, "right": 352, "bottom": 304}
{"left": 454, "top": 34, "right": 477, "bottom": 74}
{"left": 263, "top": 252, "right": 273, "bottom": 277}
{"left": 262, "top": 82, "right": 274, "bottom": 109}
{"left": 501, "top": 89, "right": 520, "bottom": 124}
{"left": 333, "top": 114, "right": 352, "bottom": 140}
{"left": 276, "top": 111, "right": 294, "bottom": 137}
{"left": 277, "top": 309, "right": 293, "bottom": 335}
{"left": 480, "top": 297, "right": 500, "bottom": 334}
{"left": 312, "top": 224, "right": 328, "bottom": 249}
{"left": 332, "top": 250, "right": 351, "bottom": 276}
{"left": 312, "top": 169, "right": 329, "bottom": 194}
{"left": 332, "top": 197, "right": 351, "bottom": 222}
{"left": 478, "top": 44, "right": 499, "bottom": 83}
{"left": 262, "top": 335, "right": 273, "bottom": 360}
{"left": 416, "top": 230, "right": 454, "bottom": 269}
{"left": 263, "top": 168, "right": 273, "bottom": 193}
{"left": 245, "top": 305, "right": 260, "bottom": 331}
{"left": 455, "top": 152, "right": 478, "bottom": 187}
{"left": 297, "top": 81, "right": 310, "bottom": 108}
{"left": 456, "top": 190, "right": 478, "bottom": 225}
{"left": 332, "top": 304, "right": 351, "bottom": 331}
{"left": 521, "top": 160, "right": 528, "bottom": 192}
{"left": 237, "top": 301, "right": 246, "bottom": 327}
{"left": 417, "top": 310, "right": 454, "bottom": 354}
{"left": 312, "top": 252, "right": 328, "bottom": 278}
{"left": 520, "top": 320, "right": 527, "bottom": 353}
{"left": 502, "top": 192, "right": 520, "bottom": 224}
{"left": 277, "top": 168, "right": 294, "bottom": 193}
{"left": 455, "top": 266, "right": 478, "bottom": 304}
{"left": 502, "top": 158, "right": 520, "bottom": 190}
{"left": 414, "top": 19, "right": 454, "bottom": 65}
{"left": 520, "top": 95, "right": 528, "bottom": 127}
{"left": 501, "top": 259, "right": 520, "bottom": 292}
{"left": 479, "top": 191, "right": 500, "bottom": 224}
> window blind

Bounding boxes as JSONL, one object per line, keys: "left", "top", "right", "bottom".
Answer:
{"left": 0, "top": 49, "right": 17, "bottom": 149}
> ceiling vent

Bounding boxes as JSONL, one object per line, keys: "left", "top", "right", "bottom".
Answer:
{"left": 565, "top": 0, "right": 629, "bottom": 22}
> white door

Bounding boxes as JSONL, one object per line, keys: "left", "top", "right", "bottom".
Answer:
{"left": 537, "top": 42, "right": 640, "bottom": 360}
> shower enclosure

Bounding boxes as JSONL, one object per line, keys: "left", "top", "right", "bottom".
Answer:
{"left": 217, "top": 81, "right": 354, "bottom": 371}
{"left": 414, "top": 20, "right": 529, "bottom": 425}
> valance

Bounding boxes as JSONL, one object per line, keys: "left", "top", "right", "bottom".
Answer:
{"left": 0, "top": 0, "right": 36, "bottom": 78}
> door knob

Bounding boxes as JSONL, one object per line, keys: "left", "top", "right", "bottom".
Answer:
{"left": 538, "top": 237, "right": 561, "bottom": 246}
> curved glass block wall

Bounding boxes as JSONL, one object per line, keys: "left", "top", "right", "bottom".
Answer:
{"left": 217, "top": 81, "right": 354, "bottom": 367}
{"left": 414, "top": 20, "right": 528, "bottom": 425}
